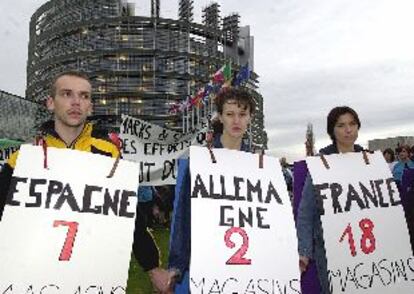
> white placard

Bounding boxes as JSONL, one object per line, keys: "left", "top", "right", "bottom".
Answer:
{"left": 190, "top": 146, "right": 301, "bottom": 293}
{"left": 306, "top": 151, "right": 414, "bottom": 293}
{"left": 0, "top": 145, "right": 138, "bottom": 293}
{"left": 120, "top": 115, "right": 207, "bottom": 186}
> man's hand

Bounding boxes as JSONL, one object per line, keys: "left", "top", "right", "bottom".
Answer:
{"left": 148, "top": 267, "right": 174, "bottom": 293}
{"left": 166, "top": 268, "right": 181, "bottom": 292}
{"left": 299, "top": 255, "right": 310, "bottom": 273}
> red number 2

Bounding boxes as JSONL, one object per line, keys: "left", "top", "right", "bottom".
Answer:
{"left": 53, "top": 220, "right": 79, "bottom": 261}
{"left": 339, "top": 218, "right": 376, "bottom": 257}
{"left": 224, "top": 227, "right": 251, "bottom": 265}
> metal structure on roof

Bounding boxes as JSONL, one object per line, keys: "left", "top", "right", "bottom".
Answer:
{"left": 26, "top": 0, "right": 267, "bottom": 147}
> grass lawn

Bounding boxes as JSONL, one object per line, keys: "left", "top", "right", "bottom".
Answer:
{"left": 126, "top": 227, "right": 170, "bottom": 294}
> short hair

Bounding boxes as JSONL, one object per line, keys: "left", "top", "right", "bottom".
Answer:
{"left": 210, "top": 115, "right": 223, "bottom": 134}
{"left": 327, "top": 106, "right": 361, "bottom": 142}
{"left": 399, "top": 144, "right": 411, "bottom": 154}
{"left": 383, "top": 148, "right": 395, "bottom": 162}
{"left": 395, "top": 146, "right": 402, "bottom": 154}
{"left": 49, "top": 70, "right": 91, "bottom": 98}
{"left": 214, "top": 87, "right": 255, "bottom": 115}
{"left": 211, "top": 87, "right": 255, "bottom": 134}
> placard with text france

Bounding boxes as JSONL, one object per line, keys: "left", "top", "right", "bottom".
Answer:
{"left": 120, "top": 115, "right": 207, "bottom": 186}
{"left": 306, "top": 151, "right": 414, "bottom": 293}
{"left": 190, "top": 146, "right": 301, "bottom": 293}
{"left": 0, "top": 145, "right": 138, "bottom": 293}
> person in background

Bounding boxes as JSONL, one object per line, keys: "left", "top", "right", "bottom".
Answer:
{"left": 137, "top": 185, "right": 158, "bottom": 229}
{"left": 154, "top": 185, "right": 175, "bottom": 228}
{"left": 297, "top": 106, "right": 364, "bottom": 294}
{"left": 383, "top": 148, "right": 397, "bottom": 171}
{"left": 392, "top": 144, "right": 414, "bottom": 190}
{"left": 280, "top": 156, "right": 293, "bottom": 195}
{"left": 410, "top": 145, "right": 414, "bottom": 161}
{"left": 168, "top": 87, "right": 255, "bottom": 293}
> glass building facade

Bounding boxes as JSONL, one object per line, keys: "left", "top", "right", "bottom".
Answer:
{"left": 26, "top": 0, "right": 267, "bottom": 147}
{"left": 0, "top": 90, "right": 49, "bottom": 141}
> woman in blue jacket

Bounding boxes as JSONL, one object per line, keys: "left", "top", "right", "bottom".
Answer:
{"left": 168, "top": 87, "right": 255, "bottom": 292}
{"left": 392, "top": 145, "right": 414, "bottom": 190}
{"left": 297, "top": 106, "right": 364, "bottom": 294}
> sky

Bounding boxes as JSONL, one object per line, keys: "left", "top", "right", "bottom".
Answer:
{"left": 1, "top": 0, "right": 413, "bottom": 161}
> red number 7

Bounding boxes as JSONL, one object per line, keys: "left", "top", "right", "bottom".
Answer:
{"left": 53, "top": 220, "right": 79, "bottom": 261}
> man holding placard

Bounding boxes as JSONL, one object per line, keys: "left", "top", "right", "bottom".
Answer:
{"left": 0, "top": 71, "right": 170, "bottom": 292}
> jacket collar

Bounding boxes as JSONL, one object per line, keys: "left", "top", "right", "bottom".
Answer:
{"left": 319, "top": 143, "right": 364, "bottom": 155}
{"left": 38, "top": 120, "right": 93, "bottom": 147}
{"left": 213, "top": 134, "right": 250, "bottom": 152}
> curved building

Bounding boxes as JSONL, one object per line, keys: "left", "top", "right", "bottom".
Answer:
{"left": 27, "top": 0, "right": 267, "bottom": 147}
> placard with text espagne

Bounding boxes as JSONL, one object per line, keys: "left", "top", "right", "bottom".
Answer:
{"left": 306, "top": 151, "right": 414, "bottom": 293}
{"left": 190, "top": 146, "right": 301, "bottom": 293}
{"left": 0, "top": 145, "right": 138, "bottom": 293}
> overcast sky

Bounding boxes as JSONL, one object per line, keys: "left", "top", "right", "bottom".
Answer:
{"left": 1, "top": 0, "right": 413, "bottom": 161}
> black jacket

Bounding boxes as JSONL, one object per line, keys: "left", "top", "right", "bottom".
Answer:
{"left": 319, "top": 143, "right": 364, "bottom": 155}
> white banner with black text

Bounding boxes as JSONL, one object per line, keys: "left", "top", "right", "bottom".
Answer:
{"left": 306, "top": 151, "right": 414, "bottom": 293}
{"left": 190, "top": 146, "right": 301, "bottom": 293}
{"left": 120, "top": 115, "right": 208, "bottom": 186}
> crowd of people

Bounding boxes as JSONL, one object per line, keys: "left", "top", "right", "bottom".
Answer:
{"left": 0, "top": 70, "right": 413, "bottom": 294}
{"left": 137, "top": 185, "right": 175, "bottom": 230}
{"left": 383, "top": 145, "right": 414, "bottom": 188}
{"left": 383, "top": 145, "right": 414, "bottom": 255}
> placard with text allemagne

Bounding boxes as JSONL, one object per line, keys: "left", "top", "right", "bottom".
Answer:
{"left": 190, "top": 146, "right": 301, "bottom": 294}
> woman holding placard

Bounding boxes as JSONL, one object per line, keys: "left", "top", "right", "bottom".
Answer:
{"left": 296, "top": 106, "right": 364, "bottom": 294}
{"left": 167, "top": 87, "right": 255, "bottom": 293}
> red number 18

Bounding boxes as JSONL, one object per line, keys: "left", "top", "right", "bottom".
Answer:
{"left": 339, "top": 218, "right": 376, "bottom": 257}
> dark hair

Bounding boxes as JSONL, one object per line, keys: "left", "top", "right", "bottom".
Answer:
{"left": 211, "top": 116, "right": 223, "bottom": 134}
{"left": 327, "top": 106, "right": 361, "bottom": 142}
{"left": 49, "top": 71, "right": 91, "bottom": 98}
{"left": 214, "top": 87, "right": 255, "bottom": 115}
{"left": 383, "top": 148, "right": 395, "bottom": 162}
{"left": 395, "top": 146, "right": 402, "bottom": 154}
{"left": 211, "top": 87, "right": 255, "bottom": 134}
{"left": 399, "top": 144, "right": 411, "bottom": 154}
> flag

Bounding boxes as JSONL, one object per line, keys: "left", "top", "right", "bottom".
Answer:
{"left": 212, "top": 65, "right": 225, "bottom": 84}
{"left": 204, "top": 83, "right": 213, "bottom": 96}
{"left": 232, "top": 64, "right": 251, "bottom": 86}
{"left": 223, "top": 62, "right": 232, "bottom": 81}
{"left": 169, "top": 103, "right": 180, "bottom": 114}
